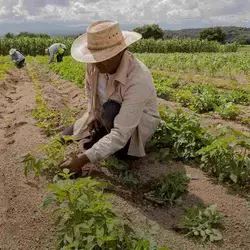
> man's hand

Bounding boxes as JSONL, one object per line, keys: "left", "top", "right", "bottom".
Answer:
{"left": 88, "top": 119, "right": 101, "bottom": 133}
{"left": 60, "top": 154, "right": 90, "bottom": 174}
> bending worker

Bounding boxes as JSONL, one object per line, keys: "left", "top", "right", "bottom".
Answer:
{"left": 45, "top": 43, "right": 66, "bottom": 64}
{"left": 61, "top": 20, "right": 160, "bottom": 173}
{"left": 9, "top": 49, "right": 26, "bottom": 68}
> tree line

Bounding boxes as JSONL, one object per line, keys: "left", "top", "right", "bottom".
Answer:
{"left": 5, "top": 32, "right": 50, "bottom": 39}
{"left": 4, "top": 26, "right": 238, "bottom": 44}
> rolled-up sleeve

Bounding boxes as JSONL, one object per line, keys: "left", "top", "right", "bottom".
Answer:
{"left": 85, "top": 82, "right": 150, "bottom": 162}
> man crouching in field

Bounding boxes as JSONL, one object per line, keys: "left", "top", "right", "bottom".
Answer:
{"left": 61, "top": 20, "right": 160, "bottom": 173}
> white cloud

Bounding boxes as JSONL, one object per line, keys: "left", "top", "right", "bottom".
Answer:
{"left": 0, "top": 0, "right": 249, "bottom": 27}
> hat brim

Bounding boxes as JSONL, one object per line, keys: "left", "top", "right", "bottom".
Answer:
{"left": 71, "top": 31, "right": 142, "bottom": 63}
{"left": 9, "top": 49, "right": 16, "bottom": 55}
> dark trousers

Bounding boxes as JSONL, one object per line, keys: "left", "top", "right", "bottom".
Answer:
{"left": 84, "top": 100, "right": 130, "bottom": 159}
{"left": 56, "top": 52, "right": 64, "bottom": 62}
{"left": 16, "top": 59, "right": 25, "bottom": 68}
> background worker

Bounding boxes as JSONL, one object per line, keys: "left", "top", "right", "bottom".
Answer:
{"left": 9, "top": 49, "right": 26, "bottom": 68}
{"left": 45, "top": 43, "right": 66, "bottom": 64}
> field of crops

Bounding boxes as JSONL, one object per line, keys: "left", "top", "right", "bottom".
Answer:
{"left": 0, "top": 37, "right": 238, "bottom": 55}
{"left": 1, "top": 50, "right": 250, "bottom": 250}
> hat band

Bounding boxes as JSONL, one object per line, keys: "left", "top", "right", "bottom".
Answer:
{"left": 87, "top": 36, "right": 125, "bottom": 51}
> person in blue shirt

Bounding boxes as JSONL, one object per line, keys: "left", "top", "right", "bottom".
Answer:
{"left": 45, "top": 43, "right": 67, "bottom": 63}
{"left": 9, "top": 49, "right": 26, "bottom": 68}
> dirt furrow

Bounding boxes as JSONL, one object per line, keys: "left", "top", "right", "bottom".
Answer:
{"left": 0, "top": 68, "right": 55, "bottom": 250}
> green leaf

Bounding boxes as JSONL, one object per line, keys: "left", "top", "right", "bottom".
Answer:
{"left": 209, "top": 229, "right": 223, "bottom": 242}
{"left": 230, "top": 173, "right": 238, "bottom": 183}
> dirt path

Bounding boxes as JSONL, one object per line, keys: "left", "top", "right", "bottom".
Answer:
{"left": 0, "top": 69, "right": 55, "bottom": 249}
{"left": 0, "top": 63, "right": 250, "bottom": 250}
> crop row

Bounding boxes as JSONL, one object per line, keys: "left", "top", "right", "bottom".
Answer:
{"left": 0, "top": 37, "right": 238, "bottom": 56}
{"left": 153, "top": 72, "right": 250, "bottom": 119}
{"left": 137, "top": 53, "right": 250, "bottom": 77}
{"left": 35, "top": 56, "right": 250, "bottom": 122}
{"left": 0, "top": 56, "right": 14, "bottom": 79}
{"left": 150, "top": 106, "right": 250, "bottom": 186}
{"left": 38, "top": 52, "right": 250, "bottom": 82}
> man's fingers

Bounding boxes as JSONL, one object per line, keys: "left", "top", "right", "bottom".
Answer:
{"left": 59, "top": 160, "right": 70, "bottom": 169}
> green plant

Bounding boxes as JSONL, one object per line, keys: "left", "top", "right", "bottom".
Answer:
{"left": 189, "top": 85, "right": 218, "bottom": 113}
{"left": 197, "top": 129, "right": 250, "bottom": 185}
{"left": 229, "top": 90, "right": 250, "bottom": 105}
{"left": 100, "top": 157, "right": 139, "bottom": 188}
{"left": 0, "top": 56, "right": 14, "bottom": 79}
{"left": 43, "top": 170, "right": 166, "bottom": 250}
{"left": 148, "top": 107, "right": 211, "bottom": 160}
{"left": 175, "top": 89, "right": 193, "bottom": 107}
{"left": 32, "top": 101, "right": 61, "bottom": 136}
{"left": 217, "top": 102, "right": 240, "bottom": 120}
{"left": 145, "top": 172, "right": 190, "bottom": 205}
{"left": 23, "top": 153, "right": 44, "bottom": 177}
{"left": 176, "top": 205, "right": 224, "bottom": 242}
{"left": 23, "top": 136, "right": 73, "bottom": 177}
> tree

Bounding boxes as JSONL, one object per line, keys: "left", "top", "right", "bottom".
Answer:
{"left": 5, "top": 32, "right": 15, "bottom": 38}
{"left": 199, "top": 27, "right": 226, "bottom": 43}
{"left": 134, "top": 24, "right": 164, "bottom": 40}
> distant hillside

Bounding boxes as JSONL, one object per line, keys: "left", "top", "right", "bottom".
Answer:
{"left": 164, "top": 26, "right": 250, "bottom": 44}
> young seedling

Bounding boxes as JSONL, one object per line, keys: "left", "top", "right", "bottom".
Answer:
{"left": 216, "top": 102, "right": 241, "bottom": 120}
{"left": 100, "top": 157, "right": 139, "bottom": 188}
{"left": 176, "top": 204, "right": 224, "bottom": 243}
{"left": 23, "top": 135, "right": 74, "bottom": 177}
{"left": 145, "top": 172, "right": 190, "bottom": 205}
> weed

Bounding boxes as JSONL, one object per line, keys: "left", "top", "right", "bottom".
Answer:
{"left": 145, "top": 172, "right": 190, "bottom": 205}
{"left": 100, "top": 157, "right": 139, "bottom": 188}
{"left": 176, "top": 205, "right": 224, "bottom": 242}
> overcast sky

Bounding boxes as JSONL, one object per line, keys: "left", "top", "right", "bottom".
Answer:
{"left": 0, "top": 0, "right": 250, "bottom": 32}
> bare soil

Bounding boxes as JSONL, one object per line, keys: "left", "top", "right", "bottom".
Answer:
{"left": 0, "top": 63, "right": 250, "bottom": 250}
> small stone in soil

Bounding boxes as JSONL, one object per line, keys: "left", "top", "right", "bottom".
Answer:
{"left": 190, "top": 176, "right": 200, "bottom": 180}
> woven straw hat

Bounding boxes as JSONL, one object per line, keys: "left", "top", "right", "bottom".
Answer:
{"left": 71, "top": 20, "right": 142, "bottom": 63}
{"left": 9, "top": 48, "right": 16, "bottom": 55}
